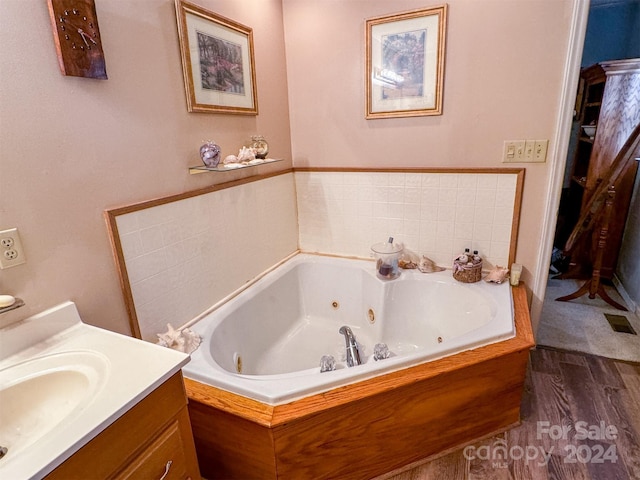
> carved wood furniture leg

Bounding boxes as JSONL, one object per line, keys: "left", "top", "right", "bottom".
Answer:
{"left": 588, "top": 187, "right": 615, "bottom": 298}
{"left": 556, "top": 279, "right": 593, "bottom": 303}
{"left": 595, "top": 283, "right": 628, "bottom": 311}
{"left": 556, "top": 187, "right": 627, "bottom": 311}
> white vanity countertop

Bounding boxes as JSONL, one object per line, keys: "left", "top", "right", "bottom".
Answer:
{"left": 0, "top": 301, "right": 189, "bottom": 480}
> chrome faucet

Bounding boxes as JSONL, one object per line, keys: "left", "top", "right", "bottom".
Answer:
{"left": 339, "top": 326, "right": 362, "bottom": 367}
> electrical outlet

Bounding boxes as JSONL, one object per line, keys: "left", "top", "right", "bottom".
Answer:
{"left": 1, "top": 237, "right": 14, "bottom": 248}
{"left": 0, "top": 228, "right": 26, "bottom": 269}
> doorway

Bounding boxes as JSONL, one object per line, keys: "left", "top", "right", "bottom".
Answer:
{"left": 535, "top": 0, "right": 640, "bottom": 362}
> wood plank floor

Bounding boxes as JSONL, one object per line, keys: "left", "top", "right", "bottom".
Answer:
{"left": 377, "top": 347, "right": 640, "bottom": 480}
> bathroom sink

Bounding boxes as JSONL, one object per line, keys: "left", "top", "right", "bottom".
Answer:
{"left": 0, "top": 351, "right": 109, "bottom": 459}
{"left": 0, "top": 301, "right": 189, "bottom": 479}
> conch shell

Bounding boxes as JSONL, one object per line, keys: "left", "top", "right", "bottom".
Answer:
{"left": 237, "top": 146, "right": 256, "bottom": 162}
{"left": 157, "top": 324, "right": 202, "bottom": 354}
{"left": 418, "top": 255, "right": 445, "bottom": 273}
{"left": 485, "top": 266, "right": 509, "bottom": 284}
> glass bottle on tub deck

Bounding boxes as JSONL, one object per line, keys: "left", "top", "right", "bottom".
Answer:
{"left": 371, "top": 237, "right": 404, "bottom": 280}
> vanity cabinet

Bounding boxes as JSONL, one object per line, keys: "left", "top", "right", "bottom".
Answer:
{"left": 46, "top": 372, "right": 201, "bottom": 480}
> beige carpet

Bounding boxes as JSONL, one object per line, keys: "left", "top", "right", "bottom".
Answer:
{"left": 537, "top": 277, "right": 640, "bottom": 363}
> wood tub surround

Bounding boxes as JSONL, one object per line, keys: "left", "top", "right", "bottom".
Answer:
{"left": 185, "top": 283, "right": 534, "bottom": 480}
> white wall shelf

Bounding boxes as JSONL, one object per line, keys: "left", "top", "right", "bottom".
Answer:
{"left": 189, "top": 158, "right": 283, "bottom": 175}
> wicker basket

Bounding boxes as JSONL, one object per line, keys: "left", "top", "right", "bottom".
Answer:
{"left": 452, "top": 260, "right": 483, "bottom": 283}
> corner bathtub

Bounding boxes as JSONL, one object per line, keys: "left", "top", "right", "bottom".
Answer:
{"left": 182, "top": 253, "right": 535, "bottom": 480}
{"left": 184, "top": 253, "right": 514, "bottom": 404}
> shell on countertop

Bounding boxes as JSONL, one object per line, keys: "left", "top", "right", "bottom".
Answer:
{"left": 224, "top": 154, "right": 238, "bottom": 164}
{"left": 399, "top": 249, "right": 420, "bottom": 269}
{"left": 485, "top": 266, "right": 509, "bottom": 284}
{"left": 418, "top": 255, "right": 445, "bottom": 273}
{"left": 157, "top": 323, "right": 202, "bottom": 354}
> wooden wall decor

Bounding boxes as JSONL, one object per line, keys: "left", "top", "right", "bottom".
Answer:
{"left": 47, "top": 0, "right": 108, "bottom": 79}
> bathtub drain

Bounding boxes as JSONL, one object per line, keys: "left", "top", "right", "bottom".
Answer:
{"left": 331, "top": 301, "right": 339, "bottom": 309}
{"left": 233, "top": 352, "right": 242, "bottom": 373}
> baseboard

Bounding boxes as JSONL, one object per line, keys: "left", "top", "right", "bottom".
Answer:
{"left": 612, "top": 275, "right": 639, "bottom": 316}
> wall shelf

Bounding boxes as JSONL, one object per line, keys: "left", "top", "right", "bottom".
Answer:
{"left": 189, "top": 158, "right": 283, "bottom": 175}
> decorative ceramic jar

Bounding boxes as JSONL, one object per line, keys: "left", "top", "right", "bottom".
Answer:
{"left": 250, "top": 135, "right": 269, "bottom": 159}
{"left": 200, "top": 141, "right": 221, "bottom": 168}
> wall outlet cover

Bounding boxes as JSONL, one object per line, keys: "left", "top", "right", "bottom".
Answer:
{"left": 0, "top": 228, "right": 26, "bottom": 269}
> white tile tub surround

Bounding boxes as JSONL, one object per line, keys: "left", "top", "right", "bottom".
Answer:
{"left": 112, "top": 169, "right": 521, "bottom": 342}
{"left": 116, "top": 173, "right": 299, "bottom": 341}
{"left": 295, "top": 171, "right": 519, "bottom": 268}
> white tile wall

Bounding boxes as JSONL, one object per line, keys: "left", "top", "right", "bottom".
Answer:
{"left": 114, "top": 170, "right": 520, "bottom": 342}
{"left": 116, "top": 173, "right": 299, "bottom": 341}
{"left": 295, "top": 171, "right": 518, "bottom": 269}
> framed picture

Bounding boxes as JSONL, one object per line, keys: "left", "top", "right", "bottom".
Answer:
{"left": 365, "top": 5, "right": 447, "bottom": 119}
{"left": 175, "top": 0, "right": 258, "bottom": 115}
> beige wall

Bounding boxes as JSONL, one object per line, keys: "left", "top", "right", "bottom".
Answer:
{"left": 284, "top": 0, "right": 573, "bottom": 303}
{"left": 0, "top": 0, "right": 292, "bottom": 333}
{"left": 1, "top": 0, "right": 576, "bottom": 335}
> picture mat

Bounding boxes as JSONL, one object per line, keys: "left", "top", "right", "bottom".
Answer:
{"left": 370, "top": 14, "right": 440, "bottom": 113}
{"left": 185, "top": 11, "right": 254, "bottom": 109}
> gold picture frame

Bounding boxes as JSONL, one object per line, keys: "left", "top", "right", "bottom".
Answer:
{"left": 175, "top": 0, "right": 258, "bottom": 115}
{"left": 366, "top": 5, "right": 447, "bottom": 119}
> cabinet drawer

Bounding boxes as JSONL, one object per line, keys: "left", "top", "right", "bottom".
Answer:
{"left": 47, "top": 373, "right": 200, "bottom": 480}
{"left": 114, "top": 417, "right": 189, "bottom": 480}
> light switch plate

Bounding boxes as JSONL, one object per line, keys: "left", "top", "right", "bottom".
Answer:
{"left": 503, "top": 140, "right": 525, "bottom": 163}
{"left": 524, "top": 140, "right": 535, "bottom": 161}
{"left": 503, "top": 139, "right": 548, "bottom": 163}
{"left": 533, "top": 140, "right": 548, "bottom": 162}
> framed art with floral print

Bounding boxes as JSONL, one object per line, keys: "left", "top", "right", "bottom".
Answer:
{"left": 175, "top": 0, "right": 258, "bottom": 114}
{"left": 366, "top": 5, "right": 447, "bottom": 119}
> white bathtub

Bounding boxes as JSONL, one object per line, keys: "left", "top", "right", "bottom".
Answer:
{"left": 183, "top": 253, "right": 515, "bottom": 405}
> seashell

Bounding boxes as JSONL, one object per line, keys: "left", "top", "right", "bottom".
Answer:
{"left": 157, "top": 323, "right": 202, "bottom": 354}
{"left": 485, "top": 266, "right": 509, "bottom": 284}
{"left": 399, "top": 259, "right": 417, "bottom": 269}
{"left": 418, "top": 255, "right": 445, "bottom": 273}
{"left": 224, "top": 154, "right": 238, "bottom": 164}
{"left": 399, "top": 249, "right": 420, "bottom": 269}
{"left": 179, "top": 327, "right": 202, "bottom": 353}
{"left": 237, "top": 146, "right": 256, "bottom": 162}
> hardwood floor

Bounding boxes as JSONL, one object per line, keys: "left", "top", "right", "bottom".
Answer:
{"left": 378, "top": 347, "right": 640, "bottom": 480}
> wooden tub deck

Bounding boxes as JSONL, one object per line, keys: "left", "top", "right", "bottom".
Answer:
{"left": 185, "top": 284, "right": 534, "bottom": 480}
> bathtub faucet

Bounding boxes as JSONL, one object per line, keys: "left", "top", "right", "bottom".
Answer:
{"left": 338, "top": 326, "right": 362, "bottom": 367}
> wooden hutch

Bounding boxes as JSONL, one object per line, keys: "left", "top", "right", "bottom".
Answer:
{"left": 563, "top": 58, "right": 640, "bottom": 282}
